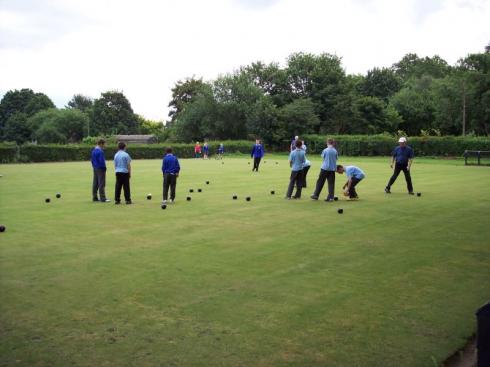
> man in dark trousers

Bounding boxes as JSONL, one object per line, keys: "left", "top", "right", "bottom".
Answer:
{"left": 251, "top": 139, "right": 264, "bottom": 172}
{"left": 385, "top": 137, "right": 414, "bottom": 195}
{"left": 113, "top": 142, "right": 132, "bottom": 205}
{"left": 311, "top": 138, "right": 338, "bottom": 202}
{"left": 286, "top": 140, "right": 306, "bottom": 199}
{"left": 91, "top": 139, "right": 110, "bottom": 202}
{"left": 162, "top": 147, "right": 180, "bottom": 204}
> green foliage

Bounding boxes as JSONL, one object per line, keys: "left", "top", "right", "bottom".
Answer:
{"left": 303, "top": 134, "right": 490, "bottom": 156}
{"left": 0, "top": 89, "right": 54, "bottom": 139}
{"left": 390, "top": 77, "right": 436, "bottom": 135}
{"left": 361, "top": 67, "right": 402, "bottom": 102}
{"left": 0, "top": 141, "right": 252, "bottom": 163}
{"left": 393, "top": 53, "right": 450, "bottom": 80}
{"left": 91, "top": 91, "right": 138, "bottom": 135}
{"left": 168, "top": 78, "right": 211, "bottom": 125}
{"left": 0, "top": 143, "right": 18, "bottom": 163}
{"left": 66, "top": 94, "right": 93, "bottom": 112}
{"left": 277, "top": 98, "right": 319, "bottom": 138}
{"left": 3, "top": 112, "right": 31, "bottom": 144}
{"left": 136, "top": 115, "right": 165, "bottom": 136}
{"left": 2, "top": 137, "right": 490, "bottom": 163}
{"left": 352, "top": 96, "right": 401, "bottom": 134}
{"left": 28, "top": 109, "right": 89, "bottom": 143}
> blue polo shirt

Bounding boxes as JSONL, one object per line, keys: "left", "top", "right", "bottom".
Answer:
{"left": 345, "top": 166, "right": 365, "bottom": 180}
{"left": 162, "top": 153, "right": 180, "bottom": 174}
{"left": 91, "top": 146, "right": 106, "bottom": 170}
{"left": 321, "top": 146, "right": 338, "bottom": 171}
{"left": 392, "top": 146, "right": 414, "bottom": 165}
{"left": 114, "top": 150, "right": 131, "bottom": 173}
{"left": 289, "top": 149, "right": 306, "bottom": 171}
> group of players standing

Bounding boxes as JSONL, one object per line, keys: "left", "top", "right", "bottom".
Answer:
{"left": 90, "top": 136, "right": 415, "bottom": 205}
{"left": 250, "top": 135, "right": 415, "bottom": 201}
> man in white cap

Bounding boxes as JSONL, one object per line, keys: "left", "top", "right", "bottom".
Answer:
{"left": 385, "top": 137, "right": 414, "bottom": 195}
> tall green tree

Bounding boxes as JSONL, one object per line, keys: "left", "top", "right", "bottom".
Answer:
{"left": 241, "top": 61, "right": 291, "bottom": 107}
{"left": 361, "top": 67, "right": 402, "bottom": 102}
{"left": 393, "top": 53, "right": 450, "bottom": 80}
{"left": 0, "top": 89, "right": 54, "bottom": 139}
{"left": 3, "top": 112, "right": 31, "bottom": 143}
{"left": 91, "top": 91, "right": 137, "bottom": 135}
{"left": 458, "top": 52, "right": 490, "bottom": 134}
{"left": 168, "top": 78, "right": 211, "bottom": 125}
{"left": 28, "top": 108, "right": 88, "bottom": 143}
{"left": 66, "top": 94, "right": 93, "bottom": 112}
{"left": 352, "top": 96, "right": 402, "bottom": 134}
{"left": 390, "top": 76, "right": 436, "bottom": 135}
{"left": 276, "top": 98, "right": 320, "bottom": 139}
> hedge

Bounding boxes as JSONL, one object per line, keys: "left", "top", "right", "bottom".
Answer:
{"left": 1, "top": 137, "right": 490, "bottom": 163}
{"left": 0, "top": 144, "right": 18, "bottom": 163}
{"left": 0, "top": 140, "right": 252, "bottom": 163}
{"left": 303, "top": 135, "right": 490, "bottom": 156}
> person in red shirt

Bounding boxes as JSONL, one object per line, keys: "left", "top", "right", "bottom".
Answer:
{"left": 194, "top": 141, "right": 202, "bottom": 158}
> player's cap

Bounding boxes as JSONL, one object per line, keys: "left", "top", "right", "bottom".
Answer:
{"left": 398, "top": 137, "right": 407, "bottom": 143}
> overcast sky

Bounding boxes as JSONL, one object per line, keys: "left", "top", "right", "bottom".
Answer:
{"left": 0, "top": 0, "right": 489, "bottom": 122}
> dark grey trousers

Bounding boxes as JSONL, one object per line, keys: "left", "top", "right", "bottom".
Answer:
{"left": 286, "top": 170, "right": 303, "bottom": 198}
{"left": 253, "top": 157, "right": 261, "bottom": 171}
{"left": 387, "top": 163, "right": 413, "bottom": 193}
{"left": 115, "top": 172, "right": 131, "bottom": 203}
{"left": 313, "top": 169, "right": 336, "bottom": 199}
{"left": 163, "top": 173, "right": 177, "bottom": 201}
{"left": 92, "top": 168, "right": 107, "bottom": 201}
{"left": 348, "top": 177, "right": 362, "bottom": 198}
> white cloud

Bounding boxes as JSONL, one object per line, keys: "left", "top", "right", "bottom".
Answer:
{"left": 0, "top": 0, "right": 489, "bottom": 121}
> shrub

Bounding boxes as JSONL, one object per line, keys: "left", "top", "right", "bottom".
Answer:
{"left": 1, "top": 137, "right": 489, "bottom": 163}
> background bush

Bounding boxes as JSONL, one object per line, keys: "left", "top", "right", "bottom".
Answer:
{"left": 1, "top": 137, "right": 489, "bottom": 163}
{"left": 0, "top": 140, "right": 252, "bottom": 163}
{"left": 303, "top": 135, "right": 490, "bottom": 156}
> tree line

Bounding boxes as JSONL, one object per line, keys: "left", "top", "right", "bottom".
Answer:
{"left": 167, "top": 48, "right": 490, "bottom": 144}
{"left": 1, "top": 46, "right": 488, "bottom": 145}
{"left": 0, "top": 90, "right": 165, "bottom": 144}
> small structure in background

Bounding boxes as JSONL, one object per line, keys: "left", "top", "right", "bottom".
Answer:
{"left": 115, "top": 135, "right": 157, "bottom": 144}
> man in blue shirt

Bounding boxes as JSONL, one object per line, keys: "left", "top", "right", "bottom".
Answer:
{"left": 251, "top": 139, "right": 264, "bottom": 172}
{"left": 385, "top": 137, "right": 414, "bottom": 195}
{"left": 286, "top": 140, "right": 306, "bottom": 199}
{"left": 91, "top": 139, "right": 110, "bottom": 202}
{"left": 336, "top": 164, "right": 365, "bottom": 199}
{"left": 217, "top": 143, "right": 224, "bottom": 159}
{"left": 113, "top": 142, "right": 132, "bottom": 205}
{"left": 311, "top": 138, "right": 338, "bottom": 201}
{"left": 162, "top": 147, "right": 181, "bottom": 204}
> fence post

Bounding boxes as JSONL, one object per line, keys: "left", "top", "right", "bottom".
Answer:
{"left": 478, "top": 151, "right": 481, "bottom": 166}
{"left": 464, "top": 150, "right": 468, "bottom": 166}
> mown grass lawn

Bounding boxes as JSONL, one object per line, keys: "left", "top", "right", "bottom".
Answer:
{"left": 0, "top": 155, "right": 489, "bottom": 367}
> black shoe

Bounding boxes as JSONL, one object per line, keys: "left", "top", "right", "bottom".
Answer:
{"left": 324, "top": 198, "right": 334, "bottom": 202}
{"left": 93, "top": 198, "right": 99, "bottom": 202}
{"left": 126, "top": 200, "right": 133, "bottom": 204}
{"left": 310, "top": 195, "right": 319, "bottom": 200}
{"left": 408, "top": 192, "right": 414, "bottom": 195}
{"left": 100, "top": 199, "right": 111, "bottom": 203}
{"left": 385, "top": 187, "right": 391, "bottom": 194}
{"left": 115, "top": 201, "right": 121, "bottom": 205}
